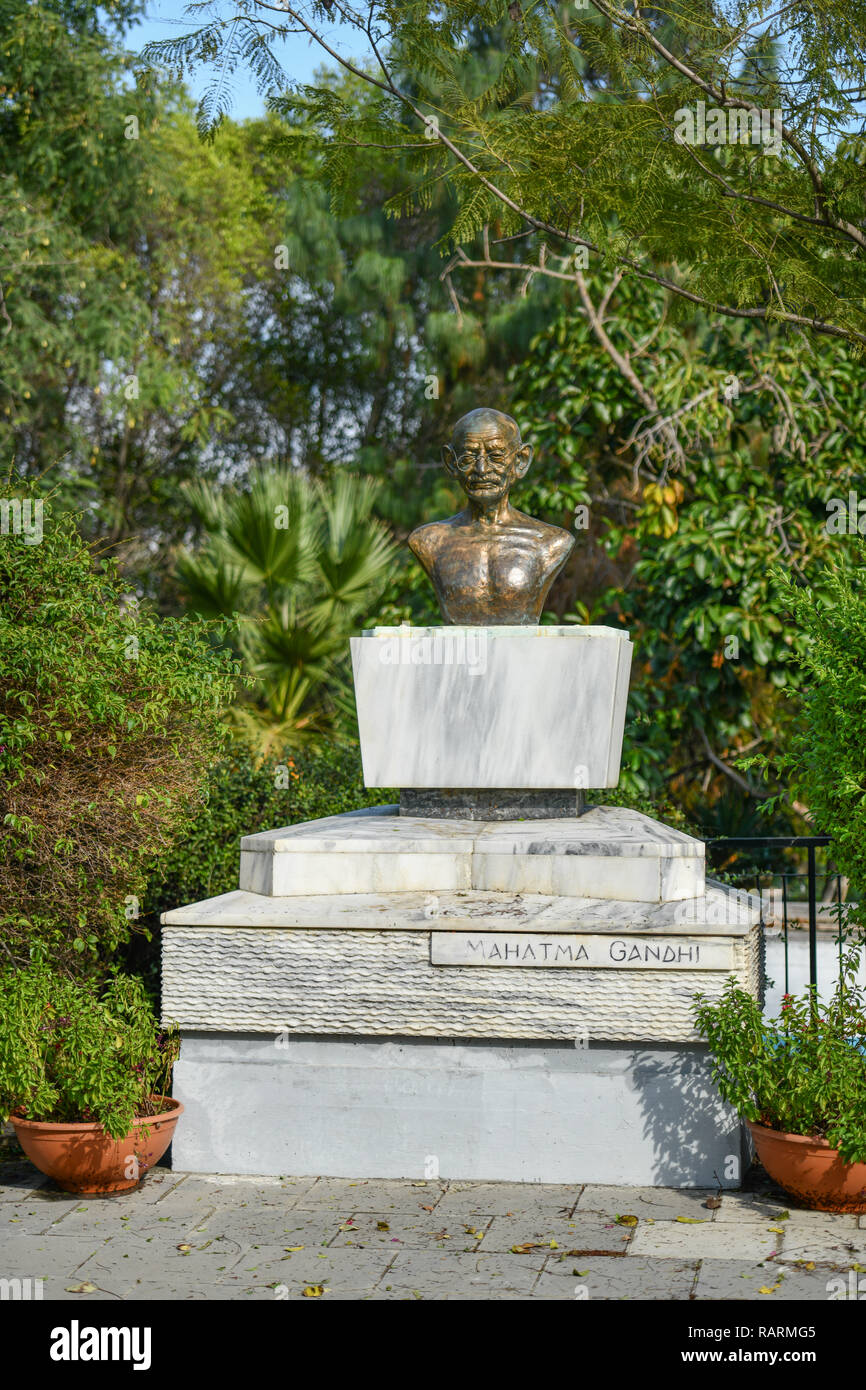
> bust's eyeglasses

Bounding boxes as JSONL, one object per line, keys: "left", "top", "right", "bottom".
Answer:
{"left": 453, "top": 445, "right": 518, "bottom": 473}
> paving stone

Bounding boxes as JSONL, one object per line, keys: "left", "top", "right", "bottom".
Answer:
{"left": 222, "top": 1243, "right": 397, "bottom": 1296}
{"left": 164, "top": 1174, "right": 318, "bottom": 1206}
{"left": 329, "top": 1210, "right": 493, "bottom": 1251}
{"left": 384, "top": 1249, "right": 543, "bottom": 1297}
{"left": 716, "top": 1193, "right": 860, "bottom": 1228}
{"left": 49, "top": 1201, "right": 218, "bottom": 1239}
{"left": 775, "top": 1230, "right": 866, "bottom": 1267}
{"left": 434, "top": 1181, "right": 580, "bottom": 1218}
{"left": 2, "top": 1234, "right": 106, "bottom": 1280}
{"left": 73, "top": 1231, "right": 249, "bottom": 1287}
{"left": 363, "top": 1286, "right": 466, "bottom": 1301}
{"left": 534, "top": 1254, "right": 698, "bottom": 1301}
{"left": 629, "top": 1219, "right": 778, "bottom": 1261}
{"left": 37, "top": 1279, "right": 124, "bottom": 1301}
{"left": 118, "top": 1280, "right": 279, "bottom": 1302}
{"left": 577, "top": 1185, "right": 717, "bottom": 1220}
{"left": 293, "top": 1178, "right": 447, "bottom": 1211}
{"left": 15, "top": 1168, "right": 860, "bottom": 1300}
{"left": 693, "top": 1258, "right": 836, "bottom": 1300}
{"left": 0, "top": 1196, "right": 84, "bottom": 1235}
{"left": 190, "top": 1206, "right": 352, "bottom": 1247}
{"left": 483, "top": 1212, "right": 634, "bottom": 1256}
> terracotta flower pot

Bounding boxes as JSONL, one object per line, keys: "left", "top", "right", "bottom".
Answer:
{"left": 10, "top": 1096, "right": 183, "bottom": 1197}
{"left": 747, "top": 1119, "right": 866, "bottom": 1213}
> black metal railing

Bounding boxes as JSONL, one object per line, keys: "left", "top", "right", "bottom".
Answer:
{"left": 704, "top": 835, "right": 848, "bottom": 995}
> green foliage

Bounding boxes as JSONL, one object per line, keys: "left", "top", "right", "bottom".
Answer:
{"left": 748, "top": 556, "right": 866, "bottom": 929}
{"left": 176, "top": 468, "right": 399, "bottom": 751}
{"left": 0, "top": 961, "right": 180, "bottom": 1140}
{"left": 508, "top": 273, "right": 866, "bottom": 816}
{"left": 145, "top": 740, "right": 389, "bottom": 919}
{"left": 154, "top": 1, "right": 866, "bottom": 348}
{"left": 694, "top": 950, "right": 866, "bottom": 1164}
{"left": 0, "top": 0, "right": 281, "bottom": 597}
{"left": 132, "top": 741, "right": 392, "bottom": 991}
{"left": 0, "top": 489, "right": 240, "bottom": 970}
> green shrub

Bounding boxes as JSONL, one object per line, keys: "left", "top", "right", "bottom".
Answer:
{"left": 0, "top": 961, "right": 180, "bottom": 1140}
{"left": 746, "top": 555, "right": 866, "bottom": 935}
{"left": 0, "top": 492, "right": 240, "bottom": 970}
{"left": 694, "top": 950, "right": 866, "bottom": 1163}
{"left": 131, "top": 741, "right": 394, "bottom": 991}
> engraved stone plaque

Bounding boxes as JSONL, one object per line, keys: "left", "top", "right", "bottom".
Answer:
{"left": 430, "top": 932, "right": 735, "bottom": 970}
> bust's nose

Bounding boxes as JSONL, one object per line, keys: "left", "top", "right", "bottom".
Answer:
{"left": 470, "top": 445, "right": 492, "bottom": 476}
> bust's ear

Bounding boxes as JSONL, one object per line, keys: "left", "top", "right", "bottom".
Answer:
{"left": 513, "top": 442, "right": 533, "bottom": 479}
{"left": 442, "top": 444, "right": 459, "bottom": 477}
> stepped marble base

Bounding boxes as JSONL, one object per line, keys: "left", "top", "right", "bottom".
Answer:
{"left": 162, "top": 804, "right": 762, "bottom": 1187}
{"left": 237, "top": 805, "right": 705, "bottom": 902}
{"left": 170, "top": 1035, "right": 748, "bottom": 1187}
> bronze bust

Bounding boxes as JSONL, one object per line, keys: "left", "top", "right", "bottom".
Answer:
{"left": 408, "top": 408, "right": 575, "bottom": 625}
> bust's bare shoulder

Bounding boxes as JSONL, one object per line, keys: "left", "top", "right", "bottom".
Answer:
{"left": 510, "top": 511, "right": 575, "bottom": 556}
{"left": 408, "top": 516, "right": 465, "bottom": 561}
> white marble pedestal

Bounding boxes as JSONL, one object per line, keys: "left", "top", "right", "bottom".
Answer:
{"left": 350, "top": 625, "right": 632, "bottom": 788}
{"left": 161, "top": 806, "right": 762, "bottom": 1186}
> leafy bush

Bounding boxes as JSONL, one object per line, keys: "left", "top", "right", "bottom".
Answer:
{"left": 176, "top": 469, "right": 399, "bottom": 752}
{"left": 0, "top": 962, "right": 180, "bottom": 1140}
{"left": 747, "top": 555, "right": 866, "bottom": 934}
{"left": 131, "top": 741, "right": 394, "bottom": 991}
{"left": 0, "top": 493, "right": 240, "bottom": 971}
{"left": 694, "top": 951, "right": 866, "bottom": 1163}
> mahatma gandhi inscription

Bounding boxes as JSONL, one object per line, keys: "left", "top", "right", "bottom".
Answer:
{"left": 430, "top": 932, "right": 734, "bottom": 970}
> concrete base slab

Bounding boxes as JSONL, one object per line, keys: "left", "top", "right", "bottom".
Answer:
{"left": 171, "top": 1034, "right": 747, "bottom": 1187}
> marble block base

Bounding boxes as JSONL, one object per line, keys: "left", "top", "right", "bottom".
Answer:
{"left": 350, "top": 625, "right": 632, "bottom": 789}
{"left": 236, "top": 805, "right": 706, "bottom": 902}
{"left": 170, "top": 1035, "right": 748, "bottom": 1186}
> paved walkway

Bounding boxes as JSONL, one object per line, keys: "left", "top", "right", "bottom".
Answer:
{"left": 3, "top": 1156, "right": 865, "bottom": 1301}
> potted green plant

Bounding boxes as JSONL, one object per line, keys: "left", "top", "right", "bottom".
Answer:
{"left": 0, "top": 962, "right": 182, "bottom": 1195}
{"left": 694, "top": 948, "right": 866, "bottom": 1211}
